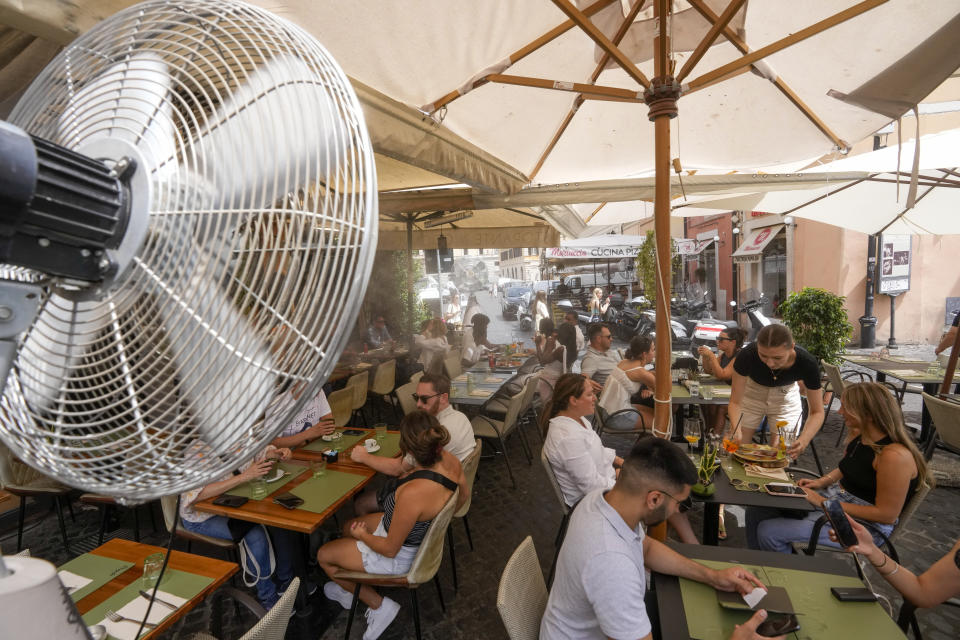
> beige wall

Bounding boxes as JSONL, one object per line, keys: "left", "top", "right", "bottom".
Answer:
{"left": 793, "top": 221, "right": 960, "bottom": 345}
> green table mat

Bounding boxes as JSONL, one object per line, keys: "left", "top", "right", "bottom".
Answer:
{"left": 880, "top": 368, "right": 940, "bottom": 381}
{"left": 60, "top": 554, "right": 135, "bottom": 603}
{"left": 288, "top": 469, "right": 367, "bottom": 514}
{"left": 720, "top": 459, "right": 789, "bottom": 492}
{"left": 679, "top": 559, "right": 905, "bottom": 640}
{"left": 302, "top": 430, "right": 368, "bottom": 453}
{"left": 369, "top": 432, "right": 401, "bottom": 459}
{"left": 81, "top": 567, "right": 215, "bottom": 637}
{"left": 225, "top": 462, "right": 307, "bottom": 499}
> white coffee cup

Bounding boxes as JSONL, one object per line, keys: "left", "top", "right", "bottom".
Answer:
{"left": 364, "top": 438, "right": 378, "bottom": 451}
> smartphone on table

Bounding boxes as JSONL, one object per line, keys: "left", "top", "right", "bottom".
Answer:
{"left": 272, "top": 492, "right": 304, "bottom": 510}
{"left": 764, "top": 482, "right": 807, "bottom": 497}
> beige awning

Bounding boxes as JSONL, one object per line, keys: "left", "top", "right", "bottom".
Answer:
{"left": 731, "top": 225, "right": 784, "bottom": 264}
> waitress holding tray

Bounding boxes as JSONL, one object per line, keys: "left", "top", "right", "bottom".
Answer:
{"left": 728, "top": 324, "right": 824, "bottom": 458}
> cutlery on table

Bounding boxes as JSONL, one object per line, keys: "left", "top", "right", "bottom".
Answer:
{"left": 139, "top": 590, "right": 178, "bottom": 610}
{"left": 104, "top": 609, "right": 157, "bottom": 628}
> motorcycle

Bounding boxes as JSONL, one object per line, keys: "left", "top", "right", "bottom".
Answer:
{"left": 735, "top": 295, "right": 774, "bottom": 341}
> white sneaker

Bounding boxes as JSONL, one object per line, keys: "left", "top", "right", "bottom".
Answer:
{"left": 323, "top": 581, "right": 354, "bottom": 610}
{"left": 362, "top": 597, "right": 400, "bottom": 640}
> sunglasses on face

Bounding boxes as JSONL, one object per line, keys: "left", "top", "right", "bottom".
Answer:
{"left": 412, "top": 392, "right": 440, "bottom": 403}
{"left": 718, "top": 336, "right": 734, "bottom": 342}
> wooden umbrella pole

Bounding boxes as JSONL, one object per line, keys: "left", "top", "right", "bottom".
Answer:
{"left": 646, "top": 0, "right": 678, "bottom": 442}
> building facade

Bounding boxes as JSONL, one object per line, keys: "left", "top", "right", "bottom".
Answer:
{"left": 499, "top": 248, "right": 542, "bottom": 281}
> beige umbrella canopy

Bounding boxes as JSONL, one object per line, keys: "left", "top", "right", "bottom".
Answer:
{"left": 3, "top": 0, "right": 960, "bottom": 436}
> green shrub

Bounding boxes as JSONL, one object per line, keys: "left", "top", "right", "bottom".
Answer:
{"left": 778, "top": 287, "right": 853, "bottom": 365}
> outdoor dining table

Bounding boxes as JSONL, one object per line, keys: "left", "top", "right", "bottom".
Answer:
{"left": 447, "top": 372, "right": 513, "bottom": 409}
{"left": 842, "top": 353, "right": 955, "bottom": 444}
{"left": 688, "top": 455, "right": 816, "bottom": 546}
{"left": 291, "top": 427, "right": 403, "bottom": 469}
{"left": 671, "top": 378, "right": 733, "bottom": 406}
{"left": 64, "top": 538, "right": 237, "bottom": 640}
{"left": 653, "top": 541, "right": 907, "bottom": 640}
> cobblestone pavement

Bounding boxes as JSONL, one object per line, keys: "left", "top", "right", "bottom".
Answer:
{"left": 3, "top": 291, "right": 958, "bottom": 639}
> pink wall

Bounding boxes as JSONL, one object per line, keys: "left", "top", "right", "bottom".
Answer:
{"left": 793, "top": 221, "right": 960, "bottom": 344}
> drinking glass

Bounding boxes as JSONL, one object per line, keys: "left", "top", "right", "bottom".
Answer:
{"left": 374, "top": 423, "right": 387, "bottom": 441}
{"left": 466, "top": 373, "right": 475, "bottom": 393}
{"left": 721, "top": 423, "right": 740, "bottom": 457}
{"left": 250, "top": 477, "right": 268, "bottom": 500}
{"left": 926, "top": 362, "right": 940, "bottom": 376}
{"left": 683, "top": 419, "right": 701, "bottom": 450}
{"left": 311, "top": 459, "right": 327, "bottom": 478}
{"left": 701, "top": 385, "right": 714, "bottom": 400}
{"left": 689, "top": 381, "right": 700, "bottom": 398}
{"left": 142, "top": 552, "right": 164, "bottom": 590}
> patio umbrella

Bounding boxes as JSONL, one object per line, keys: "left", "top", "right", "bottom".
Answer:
{"left": 7, "top": 0, "right": 960, "bottom": 436}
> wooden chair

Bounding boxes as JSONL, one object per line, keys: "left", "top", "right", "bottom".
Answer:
{"left": 921, "top": 391, "right": 960, "bottom": 460}
{"left": 497, "top": 537, "right": 548, "bottom": 640}
{"left": 0, "top": 442, "right": 74, "bottom": 554}
{"left": 327, "top": 387, "right": 354, "bottom": 428}
{"left": 346, "top": 371, "right": 370, "bottom": 426}
{"left": 446, "top": 439, "right": 482, "bottom": 592}
{"left": 337, "top": 489, "right": 459, "bottom": 640}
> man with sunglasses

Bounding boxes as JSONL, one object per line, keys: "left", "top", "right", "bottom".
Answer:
{"left": 541, "top": 437, "right": 771, "bottom": 640}
{"left": 581, "top": 323, "right": 621, "bottom": 394}
{"left": 350, "top": 373, "right": 475, "bottom": 515}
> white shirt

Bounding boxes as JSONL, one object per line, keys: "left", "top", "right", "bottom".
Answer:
{"left": 437, "top": 404, "right": 476, "bottom": 462}
{"left": 574, "top": 325, "right": 585, "bottom": 353}
{"left": 265, "top": 389, "right": 332, "bottom": 438}
{"left": 542, "top": 416, "right": 616, "bottom": 507}
{"left": 416, "top": 334, "right": 449, "bottom": 368}
{"left": 540, "top": 489, "right": 650, "bottom": 640}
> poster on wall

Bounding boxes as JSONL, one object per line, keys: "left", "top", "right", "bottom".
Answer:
{"left": 878, "top": 234, "right": 911, "bottom": 294}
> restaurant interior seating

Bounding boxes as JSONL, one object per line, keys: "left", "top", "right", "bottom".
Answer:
{"left": 394, "top": 379, "right": 419, "bottom": 415}
{"left": 160, "top": 496, "right": 240, "bottom": 566}
{"left": 187, "top": 577, "right": 298, "bottom": 640}
{"left": 472, "top": 378, "right": 537, "bottom": 489}
{"left": 0, "top": 441, "right": 74, "bottom": 555}
{"left": 446, "top": 438, "right": 482, "bottom": 593}
{"left": 497, "top": 536, "right": 547, "bottom": 640}
{"left": 346, "top": 371, "right": 370, "bottom": 427}
{"left": 327, "top": 387, "right": 354, "bottom": 428}
{"left": 336, "top": 489, "right": 459, "bottom": 640}
{"left": 921, "top": 392, "right": 960, "bottom": 460}
{"left": 78, "top": 493, "right": 158, "bottom": 545}
{"left": 367, "top": 358, "right": 400, "bottom": 421}
{"left": 539, "top": 450, "right": 571, "bottom": 589}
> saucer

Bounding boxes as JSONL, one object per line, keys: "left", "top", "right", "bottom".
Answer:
{"left": 265, "top": 470, "right": 286, "bottom": 483}
{"left": 364, "top": 444, "right": 381, "bottom": 454}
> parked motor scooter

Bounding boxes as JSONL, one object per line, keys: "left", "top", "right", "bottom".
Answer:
{"left": 735, "top": 296, "right": 773, "bottom": 341}
{"left": 666, "top": 298, "right": 739, "bottom": 351}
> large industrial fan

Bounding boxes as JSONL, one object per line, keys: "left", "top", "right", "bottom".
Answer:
{"left": 0, "top": 0, "right": 377, "bottom": 504}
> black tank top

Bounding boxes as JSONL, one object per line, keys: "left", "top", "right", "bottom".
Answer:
{"left": 382, "top": 469, "right": 458, "bottom": 548}
{"left": 839, "top": 436, "right": 917, "bottom": 506}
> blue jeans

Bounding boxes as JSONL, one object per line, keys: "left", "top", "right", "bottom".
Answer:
{"left": 182, "top": 516, "right": 294, "bottom": 607}
{"left": 745, "top": 485, "right": 895, "bottom": 553}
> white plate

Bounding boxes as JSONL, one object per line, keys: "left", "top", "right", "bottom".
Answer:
{"left": 265, "top": 470, "right": 286, "bottom": 483}
{"left": 364, "top": 444, "right": 381, "bottom": 454}
{"left": 321, "top": 432, "right": 343, "bottom": 442}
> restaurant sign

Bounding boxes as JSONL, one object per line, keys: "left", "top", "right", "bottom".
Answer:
{"left": 545, "top": 246, "right": 641, "bottom": 259}
{"left": 878, "top": 234, "right": 911, "bottom": 294}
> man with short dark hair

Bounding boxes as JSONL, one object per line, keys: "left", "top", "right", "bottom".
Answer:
{"left": 581, "top": 323, "right": 620, "bottom": 393}
{"left": 565, "top": 310, "right": 585, "bottom": 353}
{"left": 350, "top": 373, "right": 475, "bottom": 515}
{"left": 366, "top": 315, "right": 392, "bottom": 348}
{"left": 541, "top": 438, "right": 769, "bottom": 640}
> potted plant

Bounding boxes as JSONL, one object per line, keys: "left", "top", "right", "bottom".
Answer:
{"left": 777, "top": 287, "right": 853, "bottom": 366}
{"left": 691, "top": 442, "right": 720, "bottom": 497}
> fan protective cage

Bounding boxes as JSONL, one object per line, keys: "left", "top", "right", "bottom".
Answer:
{"left": 1, "top": 0, "right": 377, "bottom": 503}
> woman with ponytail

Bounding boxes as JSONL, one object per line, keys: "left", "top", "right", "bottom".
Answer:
{"left": 541, "top": 373, "right": 623, "bottom": 507}
{"left": 318, "top": 411, "right": 467, "bottom": 639}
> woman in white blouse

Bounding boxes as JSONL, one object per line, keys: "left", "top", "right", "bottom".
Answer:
{"left": 541, "top": 373, "right": 622, "bottom": 507}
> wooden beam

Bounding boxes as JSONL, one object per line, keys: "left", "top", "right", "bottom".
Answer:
{"left": 675, "top": 0, "right": 746, "bottom": 83}
{"left": 584, "top": 202, "right": 608, "bottom": 223}
{"left": 425, "top": 0, "right": 616, "bottom": 113}
{"left": 686, "top": 0, "right": 849, "bottom": 149}
{"left": 687, "top": 0, "right": 888, "bottom": 92}
{"left": 379, "top": 188, "right": 475, "bottom": 216}
{"left": 550, "top": 0, "right": 651, "bottom": 89}
{"left": 487, "top": 73, "right": 643, "bottom": 101}
{"left": 529, "top": 1, "right": 647, "bottom": 180}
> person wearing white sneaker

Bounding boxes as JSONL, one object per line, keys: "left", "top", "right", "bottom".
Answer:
{"left": 317, "top": 410, "right": 468, "bottom": 640}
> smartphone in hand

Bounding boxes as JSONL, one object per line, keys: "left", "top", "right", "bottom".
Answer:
{"left": 822, "top": 499, "right": 858, "bottom": 547}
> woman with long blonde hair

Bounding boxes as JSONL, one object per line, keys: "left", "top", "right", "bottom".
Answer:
{"left": 747, "top": 382, "right": 928, "bottom": 553}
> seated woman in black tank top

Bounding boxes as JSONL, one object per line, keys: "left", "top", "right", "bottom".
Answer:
{"left": 745, "top": 382, "right": 927, "bottom": 554}
{"left": 317, "top": 411, "right": 467, "bottom": 640}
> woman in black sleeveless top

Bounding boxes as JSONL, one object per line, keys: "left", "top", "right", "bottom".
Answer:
{"left": 317, "top": 411, "right": 466, "bottom": 639}
{"left": 746, "top": 382, "right": 927, "bottom": 553}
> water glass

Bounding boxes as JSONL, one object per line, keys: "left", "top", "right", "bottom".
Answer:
{"left": 926, "top": 362, "right": 940, "bottom": 376}
{"left": 142, "top": 552, "right": 164, "bottom": 590}
{"left": 689, "top": 381, "right": 700, "bottom": 397}
{"left": 374, "top": 423, "right": 387, "bottom": 441}
{"left": 250, "top": 477, "right": 268, "bottom": 500}
{"left": 311, "top": 459, "right": 327, "bottom": 478}
{"left": 701, "top": 385, "right": 714, "bottom": 400}
{"left": 466, "top": 373, "right": 475, "bottom": 393}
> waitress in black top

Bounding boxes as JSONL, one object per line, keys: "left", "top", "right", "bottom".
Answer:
{"left": 728, "top": 324, "right": 824, "bottom": 457}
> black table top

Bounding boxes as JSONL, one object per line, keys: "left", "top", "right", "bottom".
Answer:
{"left": 693, "top": 463, "right": 818, "bottom": 513}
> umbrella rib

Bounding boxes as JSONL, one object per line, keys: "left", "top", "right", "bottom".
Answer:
{"left": 550, "top": 0, "right": 651, "bottom": 89}
{"left": 585, "top": 203, "right": 608, "bottom": 223}
{"left": 529, "top": 0, "right": 647, "bottom": 181}
{"left": 675, "top": 0, "right": 746, "bottom": 83}
{"left": 421, "top": 0, "right": 616, "bottom": 113}
{"left": 781, "top": 175, "right": 875, "bottom": 216}
{"left": 685, "top": 0, "right": 856, "bottom": 150}
{"left": 876, "top": 169, "right": 957, "bottom": 235}
{"left": 686, "top": 0, "right": 888, "bottom": 95}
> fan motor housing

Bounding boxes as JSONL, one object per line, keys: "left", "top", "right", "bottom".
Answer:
{"left": 0, "top": 121, "right": 132, "bottom": 281}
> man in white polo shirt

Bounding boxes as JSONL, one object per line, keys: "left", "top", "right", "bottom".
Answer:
{"left": 350, "top": 372, "right": 475, "bottom": 515}
{"left": 540, "top": 437, "right": 771, "bottom": 640}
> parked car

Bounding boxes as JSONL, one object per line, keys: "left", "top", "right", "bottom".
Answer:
{"left": 500, "top": 285, "right": 532, "bottom": 320}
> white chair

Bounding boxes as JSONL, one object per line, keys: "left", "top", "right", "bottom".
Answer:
{"left": 447, "top": 439, "right": 482, "bottom": 592}
{"left": 540, "top": 449, "right": 571, "bottom": 588}
{"left": 443, "top": 352, "right": 463, "bottom": 380}
{"left": 497, "top": 536, "right": 548, "bottom": 640}
{"left": 0, "top": 441, "right": 74, "bottom": 554}
{"left": 395, "top": 379, "right": 419, "bottom": 415}
{"left": 922, "top": 391, "right": 960, "bottom": 459}
{"left": 186, "top": 577, "right": 298, "bottom": 640}
{"left": 471, "top": 378, "right": 536, "bottom": 489}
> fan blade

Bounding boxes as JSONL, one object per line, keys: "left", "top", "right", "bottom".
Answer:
{"left": 189, "top": 55, "right": 345, "bottom": 210}
{"left": 146, "top": 225, "right": 277, "bottom": 455}
{"left": 59, "top": 51, "right": 177, "bottom": 172}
